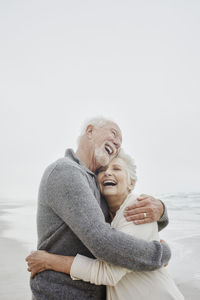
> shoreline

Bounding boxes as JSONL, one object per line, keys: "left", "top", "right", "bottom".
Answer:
{"left": 0, "top": 203, "right": 32, "bottom": 300}
{"left": 0, "top": 236, "right": 32, "bottom": 300}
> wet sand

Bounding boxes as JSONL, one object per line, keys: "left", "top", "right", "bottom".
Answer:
{"left": 0, "top": 204, "right": 31, "bottom": 300}
{"left": 0, "top": 236, "right": 31, "bottom": 300}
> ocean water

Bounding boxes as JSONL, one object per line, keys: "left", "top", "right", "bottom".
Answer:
{"left": 158, "top": 192, "right": 200, "bottom": 240}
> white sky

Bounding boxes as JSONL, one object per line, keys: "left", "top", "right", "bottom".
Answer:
{"left": 0, "top": 0, "right": 200, "bottom": 201}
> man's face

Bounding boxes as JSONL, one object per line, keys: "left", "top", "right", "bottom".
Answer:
{"left": 92, "top": 122, "right": 122, "bottom": 168}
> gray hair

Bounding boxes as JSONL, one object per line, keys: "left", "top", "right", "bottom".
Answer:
{"left": 77, "top": 116, "right": 117, "bottom": 145}
{"left": 117, "top": 148, "right": 137, "bottom": 183}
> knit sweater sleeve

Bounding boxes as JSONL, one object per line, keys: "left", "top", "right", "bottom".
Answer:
{"left": 46, "top": 162, "right": 171, "bottom": 271}
{"left": 157, "top": 201, "right": 169, "bottom": 231}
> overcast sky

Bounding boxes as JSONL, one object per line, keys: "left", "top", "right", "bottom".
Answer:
{"left": 1, "top": 0, "right": 200, "bottom": 201}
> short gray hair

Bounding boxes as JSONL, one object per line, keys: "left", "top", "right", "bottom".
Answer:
{"left": 77, "top": 116, "right": 117, "bottom": 145}
{"left": 117, "top": 148, "right": 137, "bottom": 183}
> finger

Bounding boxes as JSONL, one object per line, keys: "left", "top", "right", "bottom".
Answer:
{"left": 137, "top": 194, "right": 150, "bottom": 200}
{"left": 125, "top": 213, "right": 152, "bottom": 221}
{"left": 31, "top": 271, "right": 37, "bottom": 279}
{"left": 163, "top": 263, "right": 168, "bottom": 267}
{"left": 25, "top": 255, "right": 32, "bottom": 261}
{"left": 128, "top": 199, "right": 151, "bottom": 211}
{"left": 133, "top": 217, "right": 152, "bottom": 225}
{"left": 27, "top": 262, "right": 34, "bottom": 268}
{"left": 124, "top": 200, "right": 148, "bottom": 211}
{"left": 124, "top": 206, "right": 153, "bottom": 217}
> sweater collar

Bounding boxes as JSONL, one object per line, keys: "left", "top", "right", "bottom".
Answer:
{"left": 65, "top": 148, "right": 95, "bottom": 177}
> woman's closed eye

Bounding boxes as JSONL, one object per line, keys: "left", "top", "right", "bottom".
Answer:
{"left": 97, "top": 166, "right": 107, "bottom": 173}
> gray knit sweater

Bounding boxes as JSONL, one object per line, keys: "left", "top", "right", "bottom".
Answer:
{"left": 30, "top": 149, "right": 171, "bottom": 300}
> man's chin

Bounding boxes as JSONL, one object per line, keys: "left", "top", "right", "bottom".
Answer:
{"left": 96, "top": 155, "right": 110, "bottom": 168}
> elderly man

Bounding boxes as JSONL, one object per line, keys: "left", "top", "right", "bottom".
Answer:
{"left": 29, "top": 117, "right": 170, "bottom": 300}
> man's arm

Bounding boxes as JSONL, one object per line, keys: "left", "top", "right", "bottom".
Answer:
{"left": 46, "top": 163, "right": 171, "bottom": 271}
{"left": 123, "top": 194, "right": 169, "bottom": 231}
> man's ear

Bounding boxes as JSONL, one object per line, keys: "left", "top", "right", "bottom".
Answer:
{"left": 86, "top": 124, "right": 94, "bottom": 139}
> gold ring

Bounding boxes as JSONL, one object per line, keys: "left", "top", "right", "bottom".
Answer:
{"left": 144, "top": 212, "right": 147, "bottom": 218}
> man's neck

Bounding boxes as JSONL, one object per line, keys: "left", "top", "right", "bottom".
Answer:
{"left": 76, "top": 146, "right": 97, "bottom": 173}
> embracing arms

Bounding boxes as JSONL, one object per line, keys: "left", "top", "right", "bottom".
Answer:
{"left": 41, "top": 162, "right": 170, "bottom": 271}
{"left": 26, "top": 218, "right": 167, "bottom": 283}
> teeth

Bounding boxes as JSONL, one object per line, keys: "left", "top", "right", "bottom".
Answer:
{"left": 105, "top": 145, "right": 113, "bottom": 155}
{"left": 103, "top": 180, "right": 117, "bottom": 186}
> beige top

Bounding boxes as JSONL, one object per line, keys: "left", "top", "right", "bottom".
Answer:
{"left": 70, "top": 193, "right": 184, "bottom": 300}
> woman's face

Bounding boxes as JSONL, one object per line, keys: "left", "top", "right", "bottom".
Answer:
{"left": 97, "top": 157, "right": 132, "bottom": 201}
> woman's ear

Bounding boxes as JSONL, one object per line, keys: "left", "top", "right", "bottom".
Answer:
{"left": 86, "top": 124, "right": 94, "bottom": 139}
{"left": 128, "top": 179, "right": 135, "bottom": 192}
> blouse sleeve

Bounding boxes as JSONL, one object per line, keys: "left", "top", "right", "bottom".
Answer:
{"left": 70, "top": 254, "right": 130, "bottom": 286}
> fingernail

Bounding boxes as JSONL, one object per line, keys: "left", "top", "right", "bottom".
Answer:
{"left": 127, "top": 217, "right": 131, "bottom": 221}
{"left": 134, "top": 221, "right": 139, "bottom": 224}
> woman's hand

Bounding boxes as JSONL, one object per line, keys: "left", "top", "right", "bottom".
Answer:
{"left": 26, "top": 250, "right": 52, "bottom": 278}
{"left": 25, "top": 250, "right": 74, "bottom": 278}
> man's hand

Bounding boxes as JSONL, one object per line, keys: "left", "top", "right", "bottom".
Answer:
{"left": 124, "top": 194, "right": 164, "bottom": 225}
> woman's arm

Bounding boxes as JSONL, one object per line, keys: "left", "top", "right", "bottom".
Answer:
{"left": 70, "top": 254, "right": 129, "bottom": 286}
{"left": 26, "top": 249, "right": 128, "bottom": 286}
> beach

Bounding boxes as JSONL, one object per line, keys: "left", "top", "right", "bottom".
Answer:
{"left": 0, "top": 193, "right": 200, "bottom": 299}
{"left": 0, "top": 203, "right": 34, "bottom": 300}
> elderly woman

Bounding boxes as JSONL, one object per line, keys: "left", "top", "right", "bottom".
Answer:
{"left": 26, "top": 150, "right": 184, "bottom": 300}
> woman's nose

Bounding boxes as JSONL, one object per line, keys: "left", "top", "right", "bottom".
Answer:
{"left": 104, "top": 169, "right": 112, "bottom": 176}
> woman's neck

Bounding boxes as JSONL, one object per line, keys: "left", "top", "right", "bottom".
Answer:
{"left": 106, "top": 194, "right": 128, "bottom": 218}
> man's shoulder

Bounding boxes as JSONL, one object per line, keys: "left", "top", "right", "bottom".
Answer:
{"left": 43, "top": 157, "right": 84, "bottom": 181}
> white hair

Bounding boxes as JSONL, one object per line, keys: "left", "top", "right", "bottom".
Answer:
{"left": 77, "top": 116, "right": 117, "bottom": 145}
{"left": 117, "top": 148, "right": 137, "bottom": 183}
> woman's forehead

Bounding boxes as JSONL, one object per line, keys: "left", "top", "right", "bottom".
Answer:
{"left": 109, "top": 157, "right": 126, "bottom": 167}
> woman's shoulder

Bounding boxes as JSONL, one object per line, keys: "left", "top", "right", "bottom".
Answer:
{"left": 121, "top": 193, "right": 139, "bottom": 208}
{"left": 112, "top": 193, "right": 138, "bottom": 224}
{"left": 112, "top": 193, "right": 160, "bottom": 241}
